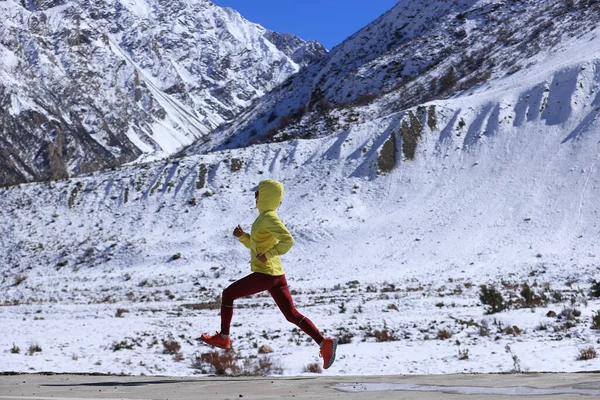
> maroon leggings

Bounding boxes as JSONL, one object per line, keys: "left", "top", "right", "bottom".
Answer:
{"left": 220, "top": 273, "right": 324, "bottom": 344}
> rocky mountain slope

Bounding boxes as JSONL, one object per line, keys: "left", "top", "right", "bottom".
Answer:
{"left": 188, "top": 0, "right": 599, "bottom": 152}
{"left": 0, "top": 0, "right": 325, "bottom": 186}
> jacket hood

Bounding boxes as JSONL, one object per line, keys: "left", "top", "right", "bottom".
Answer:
{"left": 257, "top": 179, "right": 284, "bottom": 213}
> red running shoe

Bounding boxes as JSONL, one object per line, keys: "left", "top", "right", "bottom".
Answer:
{"left": 319, "top": 338, "right": 338, "bottom": 369}
{"left": 200, "top": 332, "right": 231, "bottom": 349}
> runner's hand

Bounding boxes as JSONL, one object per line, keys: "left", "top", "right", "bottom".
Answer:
{"left": 256, "top": 253, "right": 267, "bottom": 263}
{"left": 233, "top": 225, "right": 244, "bottom": 237}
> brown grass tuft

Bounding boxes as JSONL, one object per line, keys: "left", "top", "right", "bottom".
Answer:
{"left": 162, "top": 340, "right": 181, "bottom": 355}
{"left": 437, "top": 329, "right": 453, "bottom": 340}
{"left": 576, "top": 347, "right": 597, "bottom": 361}
{"left": 191, "top": 350, "right": 282, "bottom": 376}
{"left": 115, "top": 308, "right": 129, "bottom": 317}
{"left": 302, "top": 363, "right": 322, "bottom": 373}
{"left": 28, "top": 344, "right": 42, "bottom": 356}
{"left": 193, "top": 350, "right": 240, "bottom": 375}
{"left": 503, "top": 325, "right": 522, "bottom": 336}
{"left": 372, "top": 328, "right": 398, "bottom": 342}
{"left": 337, "top": 332, "right": 354, "bottom": 345}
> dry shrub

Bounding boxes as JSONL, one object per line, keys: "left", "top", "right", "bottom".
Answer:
{"left": 338, "top": 332, "right": 354, "bottom": 345}
{"left": 115, "top": 308, "right": 129, "bottom": 317}
{"left": 576, "top": 347, "right": 597, "bottom": 361}
{"left": 302, "top": 363, "right": 322, "bottom": 373}
{"left": 451, "top": 317, "right": 481, "bottom": 328}
{"left": 28, "top": 344, "right": 42, "bottom": 356}
{"left": 193, "top": 350, "right": 241, "bottom": 375}
{"left": 366, "top": 285, "right": 378, "bottom": 293}
{"left": 364, "top": 321, "right": 398, "bottom": 342}
{"left": 162, "top": 340, "right": 181, "bottom": 355}
{"left": 519, "top": 283, "right": 547, "bottom": 308}
{"left": 100, "top": 295, "right": 112, "bottom": 303}
{"left": 458, "top": 348, "right": 469, "bottom": 360}
{"left": 372, "top": 328, "right": 398, "bottom": 342}
{"left": 192, "top": 351, "right": 282, "bottom": 376}
{"left": 504, "top": 325, "right": 522, "bottom": 336}
{"left": 381, "top": 284, "right": 399, "bottom": 293}
{"left": 437, "top": 329, "right": 453, "bottom": 340}
{"left": 247, "top": 356, "right": 283, "bottom": 375}
{"left": 111, "top": 340, "right": 134, "bottom": 351}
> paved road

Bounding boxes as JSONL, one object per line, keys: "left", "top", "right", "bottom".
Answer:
{"left": 0, "top": 373, "right": 599, "bottom": 399}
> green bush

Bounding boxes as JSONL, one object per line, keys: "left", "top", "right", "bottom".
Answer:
{"left": 479, "top": 285, "right": 507, "bottom": 314}
{"left": 590, "top": 280, "right": 600, "bottom": 298}
{"left": 592, "top": 311, "right": 600, "bottom": 330}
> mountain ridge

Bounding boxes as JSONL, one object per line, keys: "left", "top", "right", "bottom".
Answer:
{"left": 0, "top": 0, "right": 326, "bottom": 187}
{"left": 189, "top": 0, "right": 598, "bottom": 153}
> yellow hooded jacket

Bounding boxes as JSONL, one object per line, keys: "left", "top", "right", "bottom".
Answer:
{"left": 238, "top": 180, "right": 294, "bottom": 276}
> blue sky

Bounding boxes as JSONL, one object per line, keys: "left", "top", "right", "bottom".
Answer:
{"left": 211, "top": 0, "right": 400, "bottom": 50}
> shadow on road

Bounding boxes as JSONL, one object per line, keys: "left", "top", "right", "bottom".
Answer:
{"left": 42, "top": 379, "right": 199, "bottom": 387}
{"left": 41, "top": 376, "right": 316, "bottom": 388}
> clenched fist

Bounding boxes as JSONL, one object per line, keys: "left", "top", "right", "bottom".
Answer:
{"left": 233, "top": 224, "right": 245, "bottom": 238}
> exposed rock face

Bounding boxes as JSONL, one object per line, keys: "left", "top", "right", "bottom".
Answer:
{"left": 263, "top": 31, "right": 325, "bottom": 67}
{"left": 0, "top": 0, "right": 326, "bottom": 186}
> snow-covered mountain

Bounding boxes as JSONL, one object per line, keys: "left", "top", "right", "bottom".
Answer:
{"left": 188, "top": 0, "right": 600, "bottom": 151}
{"left": 1, "top": 0, "right": 600, "bottom": 377}
{"left": 0, "top": 0, "right": 326, "bottom": 186}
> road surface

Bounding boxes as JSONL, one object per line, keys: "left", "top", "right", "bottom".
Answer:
{"left": 1, "top": 373, "right": 599, "bottom": 399}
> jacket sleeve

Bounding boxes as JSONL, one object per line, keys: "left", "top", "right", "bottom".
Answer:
{"left": 238, "top": 232, "right": 251, "bottom": 249}
{"left": 263, "top": 212, "right": 294, "bottom": 259}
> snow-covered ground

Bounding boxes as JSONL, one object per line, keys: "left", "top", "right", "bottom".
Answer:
{"left": 2, "top": 12, "right": 600, "bottom": 378}
{"left": 1, "top": 124, "right": 598, "bottom": 375}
